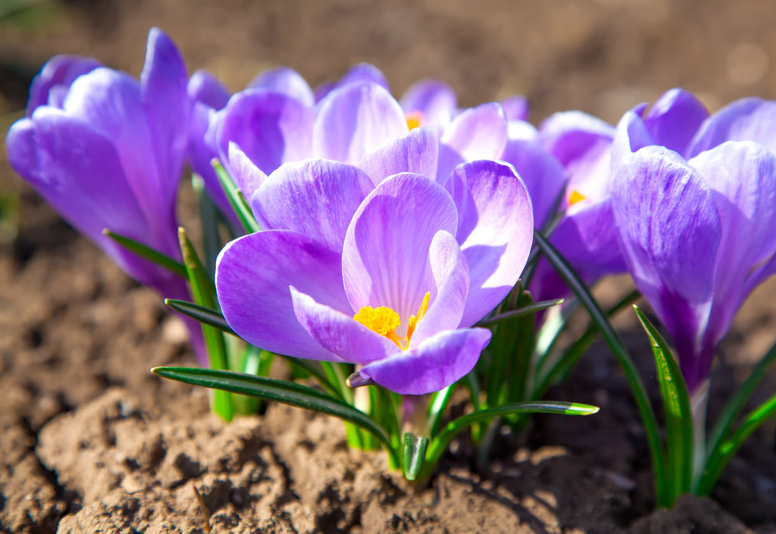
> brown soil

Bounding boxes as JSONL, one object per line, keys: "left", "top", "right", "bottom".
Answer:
{"left": 2, "top": 1, "right": 776, "bottom": 532}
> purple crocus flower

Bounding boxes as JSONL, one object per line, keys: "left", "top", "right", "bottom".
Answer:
{"left": 216, "top": 163, "right": 533, "bottom": 395}
{"left": 215, "top": 141, "right": 534, "bottom": 394}
{"left": 611, "top": 94, "right": 776, "bottom": 393}
{"left": 26, "top": 55, "right": 102, "bottom": 114}
{"left": 6, "top": 28, "right": 207, "bottom": 362}
{"left": 611, "top": 141, "right": 776, "bottom": 394}
{"left": 187, "top": 66, "right": 316, "bottom": 220}
{"left": 529, "top": 88, "right": 710, "bottom": 303}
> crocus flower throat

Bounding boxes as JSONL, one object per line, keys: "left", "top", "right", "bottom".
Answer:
{"left": 354, "top": 292, "right": 430, "bottom": 349}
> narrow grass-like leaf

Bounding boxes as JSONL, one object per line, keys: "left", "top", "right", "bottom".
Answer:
{"left": 533, "top": 231, "right": 669, "bottom": 506}
{"left": 152, "top": 366, "right": 399, "bottom": 465}
{"left": 534, "top": 289, "right": 640, "bottom": 389}
{"left": 403, "top": 433, "right": 430, "bottom": 481}
{"left": 635, "top": 306, "right": 693, "bottom": 503}
{"left": 193, "top": 174, "right": 221, "bottom": 281}
{"left": 478, "top": 299, "right": 564, "bottom": 326}
{"left": 103, "top": 229, "right": 187, "bottom": 279}
{"left": 427, "top": 385, "right": 455, "bottom": 437}
{"left": 698, "top": 339, "right": 776, "bottom": 495}
{"left": 212, "top": 159, "right": 261, "bottom": 234}
{"left": 179, "top": 228, "right": 233, "bottom": 421}
{"left": 703, "top": 339, "right": 776, "bottom": 479}
{"left": 420, "top": 401, "right": 598, "bottom": 481}
{"left": 278, "top": 356, "right": 345, "bottom": 401}
{"left": 165, "top": 299, "right": 235, "bottom": 335}
{"left": 699, "top": 391, "right": 776, "bottom": 495}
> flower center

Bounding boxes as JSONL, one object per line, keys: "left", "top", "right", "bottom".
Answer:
{"left": 405, "top": 111, "right": 425, "bottom": 131}
{"left": 353, "top": 292, "right": 430, "bottom": 350}
{"left": 568, "top": 189, "right": 587, "bottom": 206}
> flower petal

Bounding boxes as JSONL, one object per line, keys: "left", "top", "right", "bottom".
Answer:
{"left": 501, "top": 138, "right": 566, "bottom": 229}
{"left": 445, "top": 160, "right": 534, "bottom": 327}
{"left": 688, "top": 97, "right": 776, "bottom": 157}
{"left": 252, "top": 159, "right": 373, "bottom": 252}
{"left": 336, "top": 63, "right": 390, "bottom": 92}
{"left": 313, "top": 82, "right": 409, "bottom": 164}
{"left": 187, "top": 70, "right": 229, "bottom": 110}
{"left": 437, "top": 103, "right": 508, "bottom": 184}
{"left": 690, "top": 141, "right": 776, "bottom": 336}
{"left": 342, "top": 173, "right": 458, "bottom": 322}
{"left": 399, "top": 79, "right": 457, "bottom": 126}
{"left": 643, "top": 88, "right": 708, "bottom": 156}
{"left": 217, "top": 89, "right": 315, "bottom": 175}
{"left": 290, "top": 287, "right": 399, "bottom": 365}
{"left": 140, "top": 27, "right": 190, "bottom": 210}
{"left": 62, "top": 68, "right": 168, "bottom": 230}
{"left": 409, "top": 231, "right": 470, "bottom": 346}
{"left": 187, "top": 71, "right": 232, "bottom": 218}
{"left": 27, "top": 55, "right": 101, "bottom": 114}
{"left": 4, "top": 110, "right": 169, "bottom": 284}
{"left": 248, "top": 67, "right": 315, "bottom": 107}
{"left": 539, "top": 111, "right": 615, "bottom": 203}
{"left": 358, "top": 126, "right": 438, "bottom": 186}
{"left": 500, "top": 95, "right": 529, "bottom": 122}
{"left": 359, "top": 328, "right": 491, "bottom": 395}
{"left": 611, "top": 109, "right": 656, "bottom": 174}
{"left": 215, "top": 230, "right": 352, "bottom": 361}
{"left": 227, "top": 142, "right": 268, "bottom": 202}
{"left": 611, "top": 146, "right": 721, "bottom": 390}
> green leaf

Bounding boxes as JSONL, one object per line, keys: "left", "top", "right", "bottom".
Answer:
{"left": 192, "top": 174, "right": 221, "bottom": 281}
{"left": 634, "top": 306, "right": 694, "bottom": 503}
{"left": 103, "top": 229, "right": 187, "bottom": 279}
{"left": 533, "top": 231, "right": 669, "bottom": 507}
{"left": 420, "top": 401, "right": 598, "bottom": 481}
{"left": 277, "top": 356, "right": 346, "bottom": 401}
{"left": 152, "top": 366, "right": 399, "bottom": 466}
{"left": 698, "top": 339, "right": 776, "bottom": 495}
{"left": 165, "top": 299, "right": 235, "bottom": 335}
{"left": 212, "top": 159, "right": 261, "bottom": 234}
{"left": 477, "top": 298, "right": 564, "bottom": 326}
{"left": 178, "top": 228, "right": 233, "bottom": 422}
{"left": 427, "top": 385, "right": 455, "bottom": 437}
{"left": 699, "top": 391, "right": 776, "bottom": 496}
{"left": 403, "top": 433, "right": 430, "bottom": 481}
{"left": 704, "top": 339, "right": 776, "bottom": 472}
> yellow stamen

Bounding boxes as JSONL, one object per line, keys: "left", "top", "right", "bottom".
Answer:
{"left": 353, "top": 292, "right": 431, "bottom": 350}
{"left": 406, "top": 292, "right": 430, "bottom": 340}
{"left": 405, "top": 111, "right": 425, "bottom": 131}
{"left": 353, "top": 306, "right": 401, "bottom": 336}
{"left": 568, "top": 190, "right": 587, "bottom": 206}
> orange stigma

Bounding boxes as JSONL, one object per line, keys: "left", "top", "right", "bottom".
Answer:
{"left": 354, "top": 292, "right": 430, "bottom": 349}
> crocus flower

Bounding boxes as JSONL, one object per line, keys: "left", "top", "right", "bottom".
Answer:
{"left": 610, "top": 93, "right": 776, "bottom": 393}
{"left": 610, "top": 141, "right": 776, "bottom": 394}
{"left": 187, "top": 66, "right": 316, "bottom": 220}
{"left": 5, "top": 28, "right": 206, "bottom": 362}
{"left": 529, "top": 88, "right": 710, "bottom": 303}
{"left": 26, "top": 55, "right": 101, "bottom": 114}
{"left": 216, "top": 154, "right": 533, "bottom": 394}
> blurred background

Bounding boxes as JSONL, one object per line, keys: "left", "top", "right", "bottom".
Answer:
{"left": 2, "top": 0, "right": 776, "bottom": 122}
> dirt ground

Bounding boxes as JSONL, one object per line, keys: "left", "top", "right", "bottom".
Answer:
{"left": 2, "top": 0, "right": 776, "bottom": 532}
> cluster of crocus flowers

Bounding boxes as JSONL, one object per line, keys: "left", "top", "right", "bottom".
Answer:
{"left": 214, "top": 79, "right": 535, "bottom": 394}
{"left": 7, "top": 26, "right": 776, "bottom": 496}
